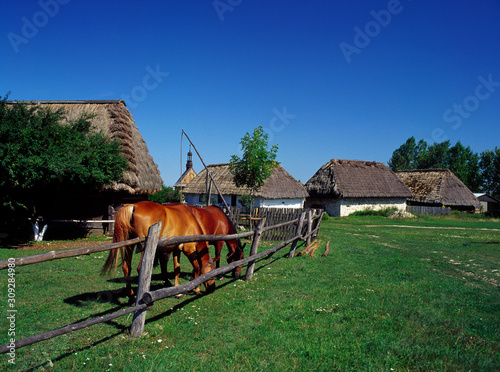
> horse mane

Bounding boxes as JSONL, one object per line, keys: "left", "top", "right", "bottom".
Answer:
{"left": 101, "top": 204, "right": 135, "bottom": 275}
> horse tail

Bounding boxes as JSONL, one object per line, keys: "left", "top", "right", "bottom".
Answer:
{"left": 101, "top": 204, "right": 135, "bottom": 275}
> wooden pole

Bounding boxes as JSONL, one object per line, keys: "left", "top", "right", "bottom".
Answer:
{"left": 306, "top": 210, "right": 313, "bottom": 247}
{"left": 245, "top": 217, "right": 266, "bottom": 281}
{"left": 288, "top": 211, "right": 306, "bottom": 258}
{"left": 130, "top": 221, "right": 162, "bottom": 337}
{"left": 181, "top": 129, "right": 231, "bottom": 213}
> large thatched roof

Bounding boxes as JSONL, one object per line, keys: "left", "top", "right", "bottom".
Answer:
{"left": 306, "top": 159, "right": 412, "bottom": 199}
{"left": 8, "top": 100, "right": 163, "bottom": 194}
{"left": 183, "top": 163, "right": 308, "bottom": 199}
{"left": 396, "top": 169, "right": 480, "bottom": 208}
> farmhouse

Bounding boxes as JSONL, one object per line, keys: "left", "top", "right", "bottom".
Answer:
{"left": 305, "top": 159, "right": 412, "bottom": 217}
{"left": 182, "top": 163, "right": 308, "bottom": 208}
{"left": 8, "top": 100, "right": 163, "bottom": 237}
{"left": 396, "top": 169, "right": 480, "bottom": 213}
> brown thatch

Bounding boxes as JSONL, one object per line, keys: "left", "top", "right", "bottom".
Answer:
{"left": 183, "top": 163, "right": 308, "bottom": 199}
{"left": 396, "top": 169, "right": 480, "bottom": 208}
{"left": 306, "top": 159, "right": 412, "bottom": 199}
{"left": 8, "top": 100, "right": 163, "bottom": 194}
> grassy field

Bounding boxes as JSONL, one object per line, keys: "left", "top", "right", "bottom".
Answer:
{"left": 0, "top": 215, "right": 499, "bottom": 371}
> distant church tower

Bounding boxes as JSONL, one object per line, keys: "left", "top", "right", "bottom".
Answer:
{"left": 174, "top": 147, "right": 197, "bottom": 202}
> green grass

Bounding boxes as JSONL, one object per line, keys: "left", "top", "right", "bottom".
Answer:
{"left": 0, "top": 215, "right": 499, "bottom": 371}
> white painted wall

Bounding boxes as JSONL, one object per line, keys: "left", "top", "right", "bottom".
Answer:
{"left": 306, "top": 197, "right": 407, "bottom": 217}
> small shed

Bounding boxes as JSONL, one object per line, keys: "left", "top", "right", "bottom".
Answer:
{"left": 474, "top": 193, "right": 500, "bottom": 216}
{"left": 182, "top": 163, "right": 308, "bottom": 208}
{"left": 396, "top": 169, "right": 480, "bottom": 213}
{"left": 9, "top": 100, "right": 163, "bottom": 237}
{"left": 305, "top": 159, "right": 412, "bottom": 217}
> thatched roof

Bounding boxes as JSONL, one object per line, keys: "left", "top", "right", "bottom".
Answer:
{"left": 306, "top": 159, "right": 412, "bottom": 199}
{"left": 396, "top": 169, "right": 480, "bottom": 208}
{"left": 8, "top": 100, "right": 163, "bottom": 194}
{"left": 183, "top": 163, "right": 308, "bottom": 199}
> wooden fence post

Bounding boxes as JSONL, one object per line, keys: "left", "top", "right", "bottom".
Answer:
{"left": 245, "top": 217, "right": 266, "bottom": 281}
{"left": 130, "top": 221, "right": 162, "bottom": 337}
{"left": 288, "top": 212, "right": 306, "bottom": 258}
{"left": 306, "top": 210, "right": 313, "bottom": 247}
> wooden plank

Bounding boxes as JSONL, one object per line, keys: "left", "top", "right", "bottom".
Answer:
{"left": 130, "top": 221, "right": 162, "bottom": 337}
{"left": 288, "top": 212, "right": 306, "bottom": 258}
{"left": 0, "top": 238, "right": 145, "bottom": 270}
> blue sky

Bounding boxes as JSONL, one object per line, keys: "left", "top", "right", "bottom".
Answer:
{"left": 2, "top": 0, "right": 499, "bottom": 186}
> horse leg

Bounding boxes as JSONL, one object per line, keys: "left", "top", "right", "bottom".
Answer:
{"left": 121, "top": 246, "right": 135, "bottom": 300}
{"left": 215, "top": 241, "right": 224, "bottom": 280}
{"left": 227, "top": 240, "right": 243, "bottom": 278}
{"left": 173, "top": 248, "right": 183, "bottom": 298}
{"left": 158, "top": 249, "right": 172, "bottom": 287}
{"left": 197, "top": 241, "right": 215, "bottom": 293}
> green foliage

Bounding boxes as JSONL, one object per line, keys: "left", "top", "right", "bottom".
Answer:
{"left": 350, "top": 207, "right": 398, "bottom": 217}
{"left": 148, "top": 185, "right": 180, "bottom": 204}
{"left": 229, "top": 126, "right": 279, "bottom": 205}
{"left": 388, "top": 136, "right": 498, "bottom": 194}
{"left": 238, "top": 193, "right": 253, "bottom": 208}
{"left": 0, "top": 96, "right": 128, "bottom": 212}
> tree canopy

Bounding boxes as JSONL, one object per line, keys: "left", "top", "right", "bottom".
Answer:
{"left": 229, "top": 126, "right": 279, "bottom": 205}
{"left": 0, "top": 97, "right": 128, "bottom": 214}
{"left": 388, "top": 136, "right": 499, "bottom": 196}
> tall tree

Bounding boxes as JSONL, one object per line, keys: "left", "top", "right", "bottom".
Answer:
{"left": 480, "top": 148, "right": 500, "bottom": 196}
{"left": 388, "top": 137, "right": 428, "bottom": 170}
{"left": 0, "top": 97, "right": 128, "bottom": 215}
{"left": 229, "top": 126, "right": 279, "bottom": 207}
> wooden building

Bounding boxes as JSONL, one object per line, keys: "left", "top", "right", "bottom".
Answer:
{"left": 182, "top": 163, "right": 308, "bottom": 208}
{"left": 174, "top": 149, "right": 197, "bottom": 202}
{"left": 396, "top": 169, "right": 480, "bottom": 213}
{"left": 9, "top": 100, "right": 163, "bottom": 238}
{"left": 305, "top": 159, "right": 412, "bottom": 217}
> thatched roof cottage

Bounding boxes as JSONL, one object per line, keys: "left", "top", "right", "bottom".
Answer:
{"left": 396, "top": 169, "right": 480, "bottom": 212}
{"left": 7, "top": 100, "right": 163, "bottom": 237}
{"left": 182, "top": 163, "right": 308, "bottom": 208}
{"left": 305, "top": 159, "right": 412, "bottom": 216}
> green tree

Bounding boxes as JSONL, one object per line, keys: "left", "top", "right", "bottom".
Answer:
{"left": 480, "top": 148, "right": 500, "bottom": 197}
{"left": 229, "top": 126, "right": 279, "bottom": 207}
{"left": 447, "top": 141, "right": 482, "bottom": 191}
{"left": 148, "top": 185, "right": 180, "bottom": 204}
{"left": 0, "top": 97, "right": 128, "bottom": 214}
{"left": 388, "top": 136, "right": 428, "bottom": 170}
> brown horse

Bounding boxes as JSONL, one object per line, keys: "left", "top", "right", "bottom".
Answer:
{"left": 156, "top": 204, "right": 245, "bottom": 280}
{"left": 186, "top": 205, "right": 245, "bottom": 277}
{"left": 101, "top": 201, "right": 215, "bottom": 298}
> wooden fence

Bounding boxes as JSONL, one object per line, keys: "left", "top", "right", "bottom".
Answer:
{"left": 228, "top": 207, "right": 319, "bottom": 241}
{"left": 407, "top": 205, "right": 452, "bottom": 215}
{"left": 0, "top": 210, "right": 324, "bottom": 354}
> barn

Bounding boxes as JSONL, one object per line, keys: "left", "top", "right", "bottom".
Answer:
{"left": 305, "top": 159, "right": 412, "bottom": 217}
{"left": 182, "top": 163, "right": 308, "bottom": 208}
{"left": 474, "top": 193, "right": 500, "bottom": 217}
{"left": 8, "top": 100, "right": 163, "bottom": 238}
{"left": 396, "top": 169, "right": 481, "bottom": 213}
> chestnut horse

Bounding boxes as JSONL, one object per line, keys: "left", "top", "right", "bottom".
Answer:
{"left": 157, "top": 205, "right": 245, "bottom": 280}
{"left": 101, "top": 201, "right": 215, "bottom": 298}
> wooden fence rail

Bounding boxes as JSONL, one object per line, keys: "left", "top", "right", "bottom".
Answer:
{"left": 0, "top": 210, "right": 323, "bottom": 354}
